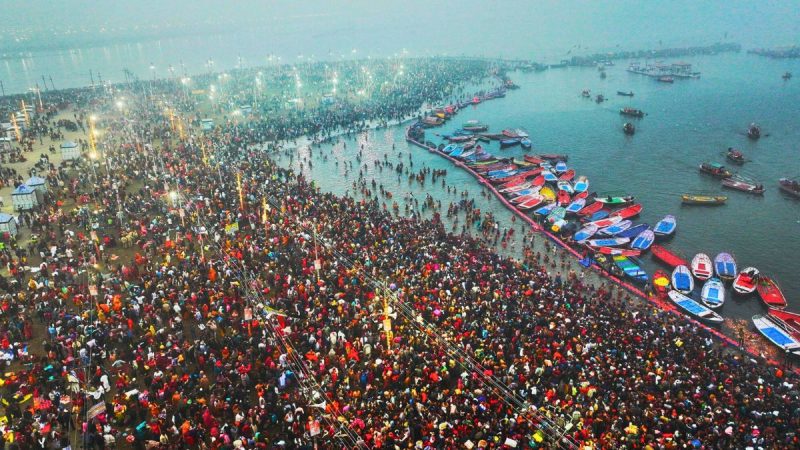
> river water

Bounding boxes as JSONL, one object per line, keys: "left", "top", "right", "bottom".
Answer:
{"left": 274, "top": 52, "right": 800, "bottom": 320}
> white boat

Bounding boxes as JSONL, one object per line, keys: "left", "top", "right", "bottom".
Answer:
{"left": 732, "top": 267, "right": 759, "bottom": 295}
{"left": 691, "top": 253, "right": 713, "bottom": 280}
{"left": 752, "top": 314, "right": 800, "bottom": 356}
{"left": 668, "top": 291, "right": 723, "bottom": 323}
{"left": 671, "top": 265, "right": 694, "bottom": 294}
{"left": 700, "top": 277, "right": 725, "bottom": 309}
{"left": 573, "top": 224, "right": 598, "bottom": 243}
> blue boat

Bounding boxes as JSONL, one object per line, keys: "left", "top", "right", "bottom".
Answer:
{"left": 554, "top": 161, "right": 568, "bottom": 173}
{"left": 671, "top": 265, "right": 694, "bottom": 293}
{"left": 573, "top": 223, "right": 599, "bottom": 243}
{"left": 587, "top": 210, "right": 610, "bottom": 222}
{"left": 587, "top": 237, "right": 630, "bottom": 247}
{"left": 631, "top": 229, "right": 655, "bottom": 251}
{"left": 520, "top": 138, "right": 532, "bottom": 149}
{"left": 500, "top": 139, "right": 521, "bottom": 148}
{"left": 533, "top": 202, "right": 557, "bottom": 217}
{"left": 669, "top": 291, "right": 723, "bottom": 323}
{"left": 701, "top": 277, "right": 726, "bottom": 309}
{"left": 565, "top": 198, "right": 585, "bottom": 214}
{"left": 487, "top": 169, "right": 515, "bottom": 178}
{"left": 713, "top": 252, "right": 737, "bottom": 280}
{"left": 442, "top": 144, "right": 458, "bottom": 154}
{"left": 542, "top": 170, "right": 558, "bottom": 182}
{"left": 653, "top": 215, "right": 677, "bottom": 237}
{"left": 753, "top": 315, "right": 800, "bottom": 356}
{"left": 573, "top": 176, "right": 589, "bottom": 193}
{"left": 449, "top": 147, "right": 465, "bottom": 157}
{"left": 598, "top": 220, "right": 633, "bottom": 236}
{"left": 612, "top": 255, "right": 648, "bottom": 282}
{"left": 616, "top": 223, "right": 650, "bottom": 239}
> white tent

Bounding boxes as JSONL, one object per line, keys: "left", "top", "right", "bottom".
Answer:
{"left": 60, "top": 141, "right": 81, "bottom": 161}
{"left": 0, "top": 213, "right": 17, "bottom": 238}
{"left": 11, "top": 185, "right": 38, "bottom": 211}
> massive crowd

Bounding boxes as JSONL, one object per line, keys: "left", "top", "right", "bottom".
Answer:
{"left": 0, "top": 58, "right": 798, "bottom": 450}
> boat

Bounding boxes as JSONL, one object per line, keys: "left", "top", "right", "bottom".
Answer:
{"left": 510, "top": 193, "right": 539, "bottom": 204}
{"left": 587, "top": 237, "right": 630, "bottom": 247}
{"left": 747, "top": 123, "right": 761, "bottom": 140}
{"left": 653, "top": 215, "right": 677, "bottom": 237}
{"left": 756, "top": 276, "right": 787, "bottom": 308}
{"left": 610, "top": 203, "right": 642, "bottom": 219}
{"left": 671, "top": 265, "right": 694, "bottom": 294}
{"left": 597, "top": 195, "right": 635, "bottom": 206}
{"left": 539, "top": 154, "right": 568, "bottom": 162}
{"left": 657, "top": 76, "right": 674, "bottom": 83}
{"left": 713, "top": 252, "right": 737, "bottom": 281}
{"left": 462, "top": 120, "right": 488, "bottom": 132}
{"left": 546, "top": 206, "right": 567, "bottom": 223}
{"left": 500, "top": 139, "right": 521, "bottom": 148}
{"left": 500, "top": 181, "right": 532, "bottom": 193}
{"left": 598, "top": 219, "right": 633, "bottom": 236}
{"left": 518, "top": 195, "right": 546, "bottom": 210}
{"left": 573, "top": 224, "right": 599, "bottom": 243}
{"left": 732, "top": 267, "right": 759, "bottom": 295}
{"left": 587, "top": 210, "right": 610, "bottom": 222}
{"left": 520, "top": 138, "right": 532, "bottom": 149}
{"left": 691, "top": 253, "right": 713, "bottom": 280}
{"left": 422, "top": 116, "right": 444, "bottom": 127}
{"left": 595, "top": 94, "right": 605, "bottom": 103}
{"left": 565, "top": 198, "right": 586, "bottom": 215}
{"left": 556, "top": 189, "right": 571, "bottom": 206}
{"left": 623, "top": 122, "right": 635, "bottom": 135}
{"left": 502, "top": 129, "right": 528, "bottom": 138}
{"left": 541, "top": 170, "right": 558, "bottom": 183}
{"left": 531, "top": 175, "right": 546, "bottom": 187}
{"left": 578, "top": 201, "right": 604, "bottom": 216}
{"left": 595, "top": 247, "right": 641, "bottom": 257}
{"left": 721, "top": 177, "right": 766, "bottom": 195}
{"left": 581, "top": 89, "right": 591, "bottom": 98}
{"left": 612, "top": 255, "right": 648, "bottom": 283}
{"left": 700, "top": 277, "right": 725, "bottom": 309}
{"left": 532, "top": 202, "right": 557, "bottom": 217}
{"left": 779, "top": 178, "right": 800, "bottom": 198}
{"left": 651, "top": 244, "right": 689, "bottom": 268}
{"left": 630, "top": 229, "right": 655, "bottom": 251}
{"left": 573, "top": 176, "right": 589, "bottom": 193}
{"left": 669, "top": 291, "right": 723, "bottom": 324}
{"left": 620, "top": 108, "right": 645, "bottom": 118}
{"left": 616, "top": 223, "right": 650, "bottom": 239}
{"left": 653, "top": 270, "right": 671, "bottom": 295}
{"left": 698, "top": 162, "right": 733, "bottom": 178}
{"left": 550, "top": 218, "right": 569, "bottom": 232}
{"left": 767, "top": 309, "right": 800, "bottom": 339}
{"left": 681, "top": 194, "right": 727, "bottom": 205}
{"left": 539, "top": 186, "right": 556, "bottom": 201}
{"left": 752, "top": 314, "right": 800, "bottom": 356}
{"left": 726, "top": 148, "right": 745, "bottom": 165}
{"left": 556, "top": 180, "right": 574, "bottom": 194}
{"left": 558, "top": 169, "right": 575, "bottom": 181}
{"left": 523, "top": 155, "right": 544, "bottom": 164}
{"left": 587, "top": 215, "right": 623, "bottom": 229}
{"left": 617, "top": 91, "right": 634, "bottom": 97}
{"left": 783, "top": 72, "right": 793, "bottom": 80}
{"left": 554, "top": 161, "right": 568, "bottom": 173}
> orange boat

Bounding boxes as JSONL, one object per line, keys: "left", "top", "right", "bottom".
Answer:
{"left": 651, "top": 244, "right": 689, "bottom": 268}
{"left": 757, "top": 276, "right": 787, "bottom": 309}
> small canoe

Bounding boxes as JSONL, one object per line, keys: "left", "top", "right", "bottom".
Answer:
{"left": 752, "top": 314, "right": 800, "bottom": 356}
{"left": 651, "top": 245, "right": 688, "bottom": 268}
{"left": 554, "top": 161, "right": 568, "bottom": 173}
{"left": 540, "top": 186, "right": 556, "bottom": 201}
{"left": 653, "top": 270, "right": 671, "bottom": 295}
{"left": 722, "top": 177, "right": 765, "bottom": 195}
{"left": 671, "top": 265, "right": 694, "bottom": 294}
{"left": 713, "top": 252, "right": 737, "bottom": 280}
{"left": 573, "top": 176, "right": 589, "bottom": 193}
{"left": 732, "top": 267, "right": 759, "bottom": 295}
{"left": 630, "top": 229, "right": 655, "bottom": 251}
{"left": 612, "top": 255, "right": 648, "bottom": 282}
{"left": 596, "top": 247, "right": 641, "bottom": 257}
{"left": 610, "top": 203, "right": 643, "bottom": 219}
{"left": 669, "top": 291, "right": 723, "bottom": 324}
{"left": 616, "top": 223, "right": 650, "bottom": 239}
{"left": 565, "top": 198, "right": 586, "bottom": 214}
{"left": 701, "top": 277, "right": 725, "bottom": 309}
{"left": 587, "top": 237, "right": 630, "bottom": 247}
{"left": 558, "top": 169, "right": 575, "bottom": 181}
{"left": 520, "top": 138, "right": 532, "bottom": 149}
{"left": 653, "top": 215, "right": 677, "bottom": 237}
{"left": 598, "top": 219, "right": 633, "bottom": 236}
{"left": 587, "top": 215, "right": 623, "bottom": 229}
{"left": 691, "top": 253, "right": 713, "bottom": 280}
{"left": 578, "top": 201, "right": 604, "bottom": 216}
{"left": 542, "top": 170, "right": 558, "bottom": 183}
{"left": 557, "top": 180, "right": 574, "bottom": 194}
{"left": 597, "top": 195, "right": 635, "bottom": 206}
{"left": 681, "top": 194, "right": 727, "bottom": 205}
{"left": 756, "top": 276, "right": 787, "bottom": 308}
{"left": 533, "top": 202, "right": 557, "bottom": 217}
{"left": 573, "top": 224, "right": 599, "bottom": 243}
{"left": 767, "top": 309, "right": 800, "bottom": 339}
{"left": 517, "top": 195, "right": 546, "bottom": 210}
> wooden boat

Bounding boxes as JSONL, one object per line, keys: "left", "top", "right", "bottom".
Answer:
{"left": 699, "top": 162, "right": 733, "bottom": 178}
{"left": 701, "top": 277, "right": 725, "bottom": 309}
{"left": 747, "top": 123, "right": 761, "bottom": 140}
{"left": 500, "top": 138, "right": 521, "bottom": 148}
{"left": 556, "top": 189, "right": 571, "bottom": 206}
{"left": 510, "top": 193, "right": 539, "bottom": 204}
{"left": 630, "top": 229, "right": 655, "bottom": 251}
{"left": 539, "top": 154, "right": 568, "bottom": 162}
{"left": 518, "top": 195, "right": 546, "bottom": 210}
{"left": 612, "top": 255, "right": 648, "bottom": 283}
{"left": 617, "top": 91, "right": 634, "bottom": 97}
{"left": 520, "top": 138, "right": 532, "bottom": 149}
{"left": 658, "top": 76, "right": 674, "bottom": 83}
{"left": 597, "top": 195, "right": 635, "bottom": 206}
{"left": 691, "top": 253, "right": 713, "bottom": 280}
{"left": 681, "top": 194, "right": 727, "bottom": 205}
{"left": 713, "top": 252, "right": 737, "bottom": 281}
{"left": 422, "top": 116, "right": 444, "bottom": 127}
{"left": 587, "top": 237, "right": 630, "bottom": 247}
{"left": 587, "top": 215, "right": 623, "bottom": 229}
{"left": 577, "top": 201, "right": 604, "bottom": 216}
{"left": 596, "top": 246, "right": 641, "bottom": 257}
{"left": 669, "top": 291, "right": 723, "bottom": 324}
{"left": 558, "top": 169, "right": 575, "bottom": 181}
{"left": 542, "top": 170, "right": 557, "bottom": 183}
{"left": 623, "top": 122, "right": 635, "bottom": 135}
{"left": 726, "top": 148, "right": 745, "bottom": 165}
{"left": 531, "top": 175, "right": 546, "bottom": 187}
{"left": 732, "top": 267, "right": 759, "bottom": 295}
{"left": 573, "top": 224, "right": 598, "bottom": 243}
{"left": 587, "top": 210, "right": 610, "bottom": 222}
{"left": 598, "top": 219, "right": 633, "bottom": 236}
{"left": 653, "top": 215, "right": 677, "bottom": 237}
{"left": 509, "top": 186, "right": 541, "bottom": 198}
{"left": 532, "top": 202, "right": 557, "bottom": 217}
{"left": 651, "top": 244, "right": 688, "bottom": 268}
{"left": 523, "top": 155, "right": 544, "bottom": 164}
{"left": 501, "top": 182, "right": 532, "bottom": 194}
{"left": 565, "top": 198, "right": 586, "bottom": 214}
{"left": 752, "top": 314, "right": 800, "bottom": 356}
{"left": 554, "top": 161, "right": 568, "bottom": 173}
{"left": 779, "top": 178, "right": 800, "bottom": 198}
{"left": 539, "top": 186, "right": 555, "bottom": 201}
{"left": 573, "top": 176, "right": 589, "bottom": 193}
{"left": 616, "top": 223, "right": 649, "bottom": 239}
{"left": 767, "top": 309, "right": 800, "bottom": 339}
{"left": 462, "top": 120, "right": 488, "bottom": 132}
{"left": 556, "top": 180, "right": 574, "bottom": 194}
{"left": 671, "top": 265, "right": 694, "bottom": 294}
{"left": 653, "top": 270, "right": 671, "bottom": 295}
{"left": 449, "top": 147, "right": 466, "bottom": 157}
{"left": 756, "top": 276, "right": 787, "bottom": 308}
{"left": 610, "top": 203, "right": 642, "bottom": 219}
{"left": 620, "top": 108, "right": 645, "bottom": 118}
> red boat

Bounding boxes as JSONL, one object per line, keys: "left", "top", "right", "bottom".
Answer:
{"left": 578, "top": 201, "right": 604, "bottom": 216}
{"left": 557, "top": 190, "right": 571, "bottom": 206}
{"left": 596, "top": 246, "right": 641, "bottom": 257}
{"left": 767, "top": 309, "right": 800, "bottom": 339}
{"left": 558, "top": 169, "right": 575, "bottom": 181}
{"left": 524, "top": 155, "right": 544, "bottom": 164}
{"left": 498, "top": 177, "right": 528, "bottom": 190}
{"left": 610, "top": 203, "right": 643, "bottom": 219}
{"left": 653, "top": 270, "right": 671, "bottom": 296}
{"left": 757, "top": 276, "right": 787, "bottom": 308}
{"left": 574, "top": 191, "right": 591, "bottom": 200}
{"left": 651, "top": 244, "right": 689, "bottom": 268}
{"left": 531, "top": 175, "right": 546, "bottom": 187}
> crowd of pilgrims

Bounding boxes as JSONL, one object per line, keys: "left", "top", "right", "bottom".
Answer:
{"left": 0, "top": 57, "right": 797, "bottom": 449}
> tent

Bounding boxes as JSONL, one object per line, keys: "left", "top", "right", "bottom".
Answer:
{"left": 0, "top": 213, "right": 16, "bottom": 238}
{"left": 11, "top": 185, "right": 37, "bottom": 211}
{"left": 60, "top": 141, "right": 81, "bottom": 161}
